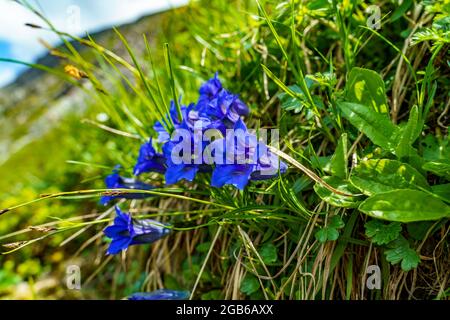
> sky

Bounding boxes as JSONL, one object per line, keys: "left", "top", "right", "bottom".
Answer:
{"left": 0, "top": 0, "right": 189, "bottom": 87}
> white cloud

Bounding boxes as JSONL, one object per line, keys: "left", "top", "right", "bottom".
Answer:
{"left": 0, "top": 67, "right": 16, "bottom": 86}
{"left": 0, "top": 0, "right": 189, "bottom": 87}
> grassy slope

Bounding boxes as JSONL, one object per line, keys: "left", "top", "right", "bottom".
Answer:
{"left": 0, "top": 0, "right": 448, "bottom": 299}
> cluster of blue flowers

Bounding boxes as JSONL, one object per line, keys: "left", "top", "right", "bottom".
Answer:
{"left": 101, "top": 73, "right": 287, "bottom": 255}
{"left": 131, "top": 72, "right": 286, "bottom": 190}
{"left": 100, "top": 73, "right": 287, "bottom": 299}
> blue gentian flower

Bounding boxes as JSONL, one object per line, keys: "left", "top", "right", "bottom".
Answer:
{"left": 104, "top": 206, "right": 171, "bottom": 255}
{"left": 162, "top": 129, "right": 201, "bottom": 185}
{"left": 251, "top": 142, "right": 288, "bottom": 180}
{"left": 211, "top": 164, "right": 255, "bottom": 190}
{"left": 198, "top": 72, "right": 222, "bottom": 106}
{"left": 210, "top": 120, "right": 288, "bottom": 190}
{"left": 133, "top": 139, "right": 166, "bottom": 176}
{"left": 100, "top": 168, "right": 155, "bottom": 205}
{"left": 126, "top": 72, "right": 286, "bottom": 190}
{"left": 210, "top": 120, "right": 258, "bottom": 190}
{"left": 128, "top": 289, "right": 190, "bottom": 300}
{"left": 202, "top": 90, "right": 249, "bottom": 124}
{"left": 196, "top": 73, "right": 249, "bottom": 133}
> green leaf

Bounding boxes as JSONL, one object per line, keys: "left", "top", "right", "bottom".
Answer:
{"left": 313, "top": 176, "right": 362, "bottom": 208}
{"left": 350, "top": 159, "right": 431, "bottom": 196}
{"left": 421, "top": 134, "right": 450, "bottom": 162}
{"left": 278, "top": 85, "right": 305, "bottom": 113}
{"left": 326, "top": 228, "right": 340, "bottom": 241}
{"left": 201, "top": 290, "right": 223, "bottom": 300}
{"left": 315, "top": 228, "right": 329, "bottom": 243}
{"left": 315, "top": 227, "right": 340, "bottom": 243}
{"left": 344, "top": 67, "right": 388, "bottom": 113}
{"left": 385, "top": 238, "right": 420, "bottom": 272}
{"left": 359, "top": 189, "right": 450, "bottom": 222}
{"left": 407, "top": 221, "right": 435, "bottom": 241}
{"left": 328, "top": 215, "right": 345, "bottom": 229}
{"left": 391, "top": 0, "right": 413, "bottom": 22}
{"left": 330, "top": 133, "right": 348, "bottom": 179}
{"left": 337, "top": 101, "right": 397, "bottom": 150}
{"left": 240, "top": 275, "right": 260, "bottom": 295}
{"left": 395, "top": 105, "right": 420, "bottom": 158}
{"left": 259, "top": 243, "right": 278, "bottom": 264}
{"left": 422, "top": 161, "right": 450, "bottom": 179}
{"left": 196, "top": 242, "right": 212, "bottom": 253}
{"left": 364, "top": 220, "right": 402, "bottom": 245}
{"left": 431, "top": 184, "right": 450, "bottom": 202}
{"left": 399, "top": 249, "right": 421, "bottom": 271}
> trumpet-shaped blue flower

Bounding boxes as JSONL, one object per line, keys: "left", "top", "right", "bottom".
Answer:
{"left": 100, "top": 168, "right": 155, "bottom": 205}
{"left": 201, "top": 90, "right": 249, "bottom": 125}
{"left": 196, "top": 73, "right": 249, "bottom": 133}
{"left": 198, "top": 72, "right": 222, "bottom": 106}
{"left": 104, "top": 206, "right": 171, "bottom": 255}
{"left": 211, "top": 164, "right": 255, "bottom": 190}
{"left": 133, "top": 139, "right": 166, "bottom": 176}
{"left": 128, "top": 289, "right": 190, "bottom": 300}
{"left": 162, "top": 129, "right": 201, "bottom": 185}
{"left": 210, "top": 120, "right": 288, "bottom": 190}
{"left": 251, "top": 143, "right": 288, "bottom": 180}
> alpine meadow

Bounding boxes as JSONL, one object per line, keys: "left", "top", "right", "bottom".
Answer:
{"left": 0, "top": 0, "right": 449, "bottom": 301}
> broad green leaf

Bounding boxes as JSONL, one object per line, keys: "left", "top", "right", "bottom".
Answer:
{"left": 359, "top": 189, "right": 450, "bottom": 222}
{"left": 314, "top": 176, "right": 362, "bottom": 208}
{"left": 259, "top": 243, "right": 278, "bottom": 264}
{"left": 395, "top": 105, "right": 420, "bottom": 158}
{"left": 422, "top": 161, "right": 450, "bottom": 179}
{"left": 364, "top": 220, "right": 402, "bottom": 245}
{"left": 431, "top": 184, "right": 450, "bottom": 202}
{"left": 330, "top": 133, "right": 348, "bottom": 179}
{"left": 345, "top": 67, "right": 389, "bottom": 113}
{"left": 337, "top": 101, "right": 397, "bottom": 150}
{"left": 240, "top": 275, "right": 260, "bottom": 295}
{"left": 350, "top": 159, "right": 431, "bottom": 195}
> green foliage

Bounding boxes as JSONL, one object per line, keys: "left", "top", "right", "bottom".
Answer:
{"left": 337, "top": 101, "right": 397, "bottom": 151}
{"left": 259, "top": 243, "right": 278, "bottom": 265}
{"left": 315, "top": 216, "right": 345, "bottom": 243}
{"left": 240, "top": 275, "right": 260, "bottom": 296}
{"left": 344, "top": 67, "right": 388, "bottom": 113}
{"left": 314, "top": 176, "right": 362, "bottom": 208}
{"left": 330, "top": 134, "right": 348, "bottom": 179}
{"left": 1, "top": 0, "right": 449, "bottom": 300}
{"left": 359, "top": 189, "right": 450, "bottom": 222}
{"left": 350, "top": 159, "right": 431, "bottom": 196}
{"left": 364, "top": 220, "right": 402, "bottom": 245}
{"left": 385, "top": 237, "right": 420, "bottom": 272}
